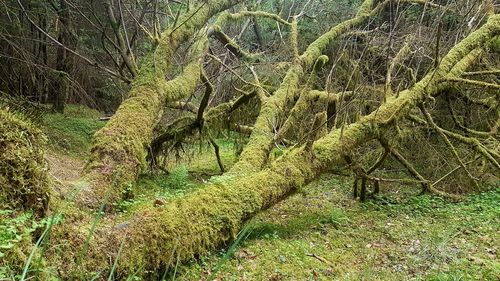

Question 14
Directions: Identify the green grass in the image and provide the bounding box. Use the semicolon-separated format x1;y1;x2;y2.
116;166;204;215
175;177;499;280
42;104;104;157
113;139;239;214
174;139;238;177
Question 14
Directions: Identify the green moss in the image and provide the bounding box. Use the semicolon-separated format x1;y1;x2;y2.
490;36;500;53
62;104;102;119
0;108;49;217
301;0;375;67
228;64;304;175
230;0;377;176
52;146;317;278
80;37;207;208
0;211;41;278
35;3;500;279
214;10;291;27
211;25;259;61
165;11;500;281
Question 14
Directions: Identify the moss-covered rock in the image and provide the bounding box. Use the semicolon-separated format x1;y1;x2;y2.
0;108;49;217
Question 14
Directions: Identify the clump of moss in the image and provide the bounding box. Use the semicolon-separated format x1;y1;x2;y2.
490;36;500;53
0;108;50;217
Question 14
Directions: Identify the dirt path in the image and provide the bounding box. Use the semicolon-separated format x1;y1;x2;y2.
45;152;85;197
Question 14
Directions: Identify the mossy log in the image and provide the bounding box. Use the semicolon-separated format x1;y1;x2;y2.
47;8;500;281
227;0;428;175
78;0;242;209
0;108;49;217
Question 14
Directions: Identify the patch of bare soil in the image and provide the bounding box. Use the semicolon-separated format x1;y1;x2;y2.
45;152;85;197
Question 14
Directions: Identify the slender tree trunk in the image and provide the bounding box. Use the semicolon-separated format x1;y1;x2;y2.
53;0;77;113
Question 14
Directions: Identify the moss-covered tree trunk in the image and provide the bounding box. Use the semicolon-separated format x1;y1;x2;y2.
108;13;500;275
77;0;243;209
48;7;500;280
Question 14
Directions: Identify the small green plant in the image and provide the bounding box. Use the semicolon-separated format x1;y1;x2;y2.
0;211;35;258
210;225;252;280
116;184;135;213
270;145;286;160
326;208;350;227
165;166;190;190
0;210;49;279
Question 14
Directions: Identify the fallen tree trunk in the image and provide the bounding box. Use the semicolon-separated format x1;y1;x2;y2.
225;0;446;176
77;0;243;209
0;108;49;217
49;11;500;280
227;0;383;176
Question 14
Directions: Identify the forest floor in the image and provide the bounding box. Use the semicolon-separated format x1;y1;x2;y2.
4;105;497;280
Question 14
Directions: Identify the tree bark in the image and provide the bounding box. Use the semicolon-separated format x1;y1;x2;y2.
109;13;499;275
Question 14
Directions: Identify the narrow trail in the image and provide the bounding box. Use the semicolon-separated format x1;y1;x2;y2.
46;152;85;197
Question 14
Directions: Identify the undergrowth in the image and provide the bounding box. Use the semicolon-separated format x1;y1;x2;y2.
0;210;49;280
4;104;497;280
116;166;198;214
42;104;104;157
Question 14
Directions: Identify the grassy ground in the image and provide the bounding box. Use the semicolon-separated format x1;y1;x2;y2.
42;104;104;158
115;139;238;215
2;106;498;280
176;177;499;281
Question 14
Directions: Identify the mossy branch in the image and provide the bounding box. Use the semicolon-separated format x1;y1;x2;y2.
149;89;258;163
291;18;300;59
408;112;500;170
167;101;198;113
215;10;291;26
206;53;265;91
381;139;430;192
462;69;500;76
385;38;413;98
230;0;382;176
48;12;500;278
443;76;500;91
446;93;494;139
453;89;498;109
418;103;479;187
209;25;260;62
